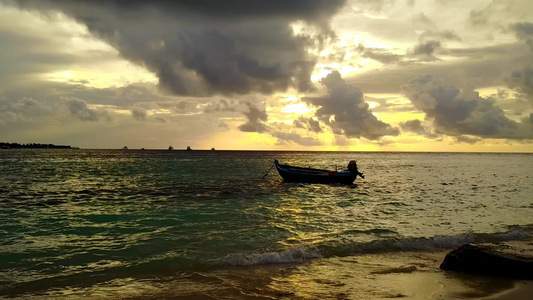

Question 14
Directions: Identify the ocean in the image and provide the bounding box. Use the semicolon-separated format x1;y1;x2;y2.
0;150;532;299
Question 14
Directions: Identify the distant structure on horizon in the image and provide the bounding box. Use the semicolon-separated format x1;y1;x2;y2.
211;147;215;151
186;146;192;151
168;146;173;151
0;142;74;149
122;146;128;150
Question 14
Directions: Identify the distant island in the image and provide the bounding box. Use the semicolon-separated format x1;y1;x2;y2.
0;142;76;149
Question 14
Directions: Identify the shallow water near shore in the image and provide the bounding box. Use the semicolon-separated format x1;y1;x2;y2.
0;150;532;298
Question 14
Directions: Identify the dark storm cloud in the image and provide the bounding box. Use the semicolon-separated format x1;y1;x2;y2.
13;0;345;96
272;131;323;146
302;71;399;140
68;97;110;122
403;74;533;139
293;116;323;133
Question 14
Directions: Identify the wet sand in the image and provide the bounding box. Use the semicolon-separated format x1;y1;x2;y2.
263;249;531;300
483;281;532;300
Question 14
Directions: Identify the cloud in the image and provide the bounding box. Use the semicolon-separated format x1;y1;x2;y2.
354;30;460;65
155;116;166;123
293;116;323;132
131;107;147;121
412;40;441;60
469;0;532;28
399;119;439;139
412;13;437;29
402;74;533;139
0;79;231;149
203;99;241;113
272;131;323;146
512;22;533;40
419;30;461;42
511;22;533;51
203;99;269;133
303;71;400;140
347;42;531;94
454;135;482;144
399;119;425;134
347;0;396;13
355;43;403;65
506;67;533;105
13;0;346;96
0;96;53;124
68;97;110;122
238;103;269;133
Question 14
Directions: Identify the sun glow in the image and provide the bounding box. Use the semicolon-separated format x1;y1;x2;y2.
311;64;360;82
282;103;314;114
61;72;74;78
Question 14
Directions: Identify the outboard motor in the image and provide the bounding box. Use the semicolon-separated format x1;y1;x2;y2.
347;160;358;173
347;160;364;179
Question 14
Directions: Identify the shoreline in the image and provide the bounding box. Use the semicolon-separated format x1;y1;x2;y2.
4;244;532;299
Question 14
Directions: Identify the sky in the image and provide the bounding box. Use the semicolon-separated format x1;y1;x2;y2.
0;0;532;152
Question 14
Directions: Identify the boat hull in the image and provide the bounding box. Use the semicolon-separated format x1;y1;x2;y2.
274;160;357;184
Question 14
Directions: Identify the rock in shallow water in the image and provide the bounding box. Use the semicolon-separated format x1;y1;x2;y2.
440;243;533;279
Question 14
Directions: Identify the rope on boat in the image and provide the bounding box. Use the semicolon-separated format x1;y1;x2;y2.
261;163;275;179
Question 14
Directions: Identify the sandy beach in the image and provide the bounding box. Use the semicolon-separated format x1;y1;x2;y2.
246;243;533;300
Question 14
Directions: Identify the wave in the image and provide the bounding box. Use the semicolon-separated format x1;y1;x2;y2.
218;225;532;267
319;228;531;258
220;245;322;266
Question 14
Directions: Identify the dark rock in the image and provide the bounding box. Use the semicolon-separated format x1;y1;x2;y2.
440;243;533;279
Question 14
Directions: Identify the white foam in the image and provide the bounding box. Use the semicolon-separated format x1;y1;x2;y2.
218;228;532;266
325;228;532;256
222;246;321;266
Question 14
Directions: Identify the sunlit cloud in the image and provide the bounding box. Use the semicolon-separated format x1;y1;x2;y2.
0;0;531;151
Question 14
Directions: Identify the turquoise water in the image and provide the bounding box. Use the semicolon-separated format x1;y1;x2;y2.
0;150;532;298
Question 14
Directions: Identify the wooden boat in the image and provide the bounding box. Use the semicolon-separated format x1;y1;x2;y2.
274;159;363;184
